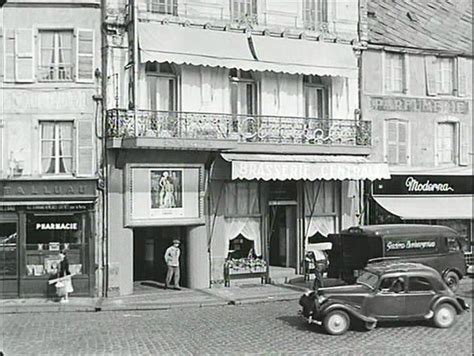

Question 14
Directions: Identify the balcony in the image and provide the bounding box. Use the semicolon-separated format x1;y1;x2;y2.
106;109;371;150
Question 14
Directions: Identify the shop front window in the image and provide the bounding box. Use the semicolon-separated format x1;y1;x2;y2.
26;214;87;277
0;222;18;276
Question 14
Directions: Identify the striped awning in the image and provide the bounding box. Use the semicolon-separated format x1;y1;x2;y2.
221;153;391;181
139;23;358;78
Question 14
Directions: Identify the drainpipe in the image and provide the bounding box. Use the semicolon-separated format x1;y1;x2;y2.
100;0;109;298
131;0;139;134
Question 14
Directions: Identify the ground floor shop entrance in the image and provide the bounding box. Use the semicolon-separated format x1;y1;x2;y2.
269;204;297;269
133;226;187;287
0;179;98;298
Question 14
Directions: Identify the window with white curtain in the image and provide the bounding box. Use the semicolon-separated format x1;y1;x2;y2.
147;0;177;15
230;0;257;23
303;0;328;30
230;69;257;117
40;121;74;175
435;57;454;95
304;75;329;119
385;52;405;93
437;122;458;165
39;30;73;81
146;62;177;112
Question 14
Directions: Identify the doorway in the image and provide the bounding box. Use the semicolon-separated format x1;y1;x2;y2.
133;226;186;286
269;204;297;269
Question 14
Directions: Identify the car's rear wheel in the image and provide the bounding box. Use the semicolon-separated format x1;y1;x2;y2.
444;271;460;292
323;310;350;335
433;303;457;328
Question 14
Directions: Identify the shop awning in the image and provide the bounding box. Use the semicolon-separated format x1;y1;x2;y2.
221;153;391;181
0;200;96;206
138;23;358;78
373;196;473;220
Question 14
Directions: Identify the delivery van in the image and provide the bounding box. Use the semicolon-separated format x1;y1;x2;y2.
327;224;467;291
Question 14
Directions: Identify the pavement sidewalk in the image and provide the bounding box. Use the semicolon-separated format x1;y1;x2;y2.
0;280;305;314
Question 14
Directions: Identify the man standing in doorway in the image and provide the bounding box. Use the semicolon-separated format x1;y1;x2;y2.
164;239;181;290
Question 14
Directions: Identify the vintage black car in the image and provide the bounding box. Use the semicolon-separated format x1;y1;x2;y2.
299;262;470;335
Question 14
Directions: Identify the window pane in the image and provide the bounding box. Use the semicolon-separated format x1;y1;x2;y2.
0;223;18;276
409;277;433;291
26;214;84;276
41;141;54;158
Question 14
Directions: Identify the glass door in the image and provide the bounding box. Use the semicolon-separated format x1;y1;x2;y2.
0;220;19;297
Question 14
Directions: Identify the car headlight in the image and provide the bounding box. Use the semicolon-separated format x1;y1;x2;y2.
317;295;327;304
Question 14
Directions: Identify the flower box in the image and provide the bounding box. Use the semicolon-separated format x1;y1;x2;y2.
224;258;267;286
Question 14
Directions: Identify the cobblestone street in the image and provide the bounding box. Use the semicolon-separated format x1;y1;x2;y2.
1;298;472;356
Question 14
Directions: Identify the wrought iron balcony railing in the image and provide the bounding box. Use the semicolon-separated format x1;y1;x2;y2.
106;109;371;146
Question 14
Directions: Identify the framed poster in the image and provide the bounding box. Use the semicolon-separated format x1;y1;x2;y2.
125;164;205;226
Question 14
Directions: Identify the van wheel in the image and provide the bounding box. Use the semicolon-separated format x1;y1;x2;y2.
433;303;457;328
323;310;350;335
444;271;460;292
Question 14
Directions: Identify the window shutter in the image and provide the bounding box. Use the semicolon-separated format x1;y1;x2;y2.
425;56;437;96
15;28;34;83
0;28;3;82
4;29;15;82
76;120;94;176
0;120;4;176
457;57;467;97
76;29;94;83
398;121;408;164
384;54;392;92
459;122;470;166
386;120;398;164
403;53;409;94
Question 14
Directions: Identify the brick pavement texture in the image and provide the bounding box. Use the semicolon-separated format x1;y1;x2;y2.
1;299;472;356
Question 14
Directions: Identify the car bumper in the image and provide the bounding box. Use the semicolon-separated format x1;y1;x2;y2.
298;310;322;326
456;297;470;311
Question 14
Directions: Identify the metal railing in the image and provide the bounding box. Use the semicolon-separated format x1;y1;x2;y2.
106;109;371;146
38;65;74;82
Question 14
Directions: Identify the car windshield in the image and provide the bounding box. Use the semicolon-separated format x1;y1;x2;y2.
356;271;379;290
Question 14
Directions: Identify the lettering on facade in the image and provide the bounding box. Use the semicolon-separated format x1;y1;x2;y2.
3;90;91;113
369;96;469;114
1;183;91;197
405;176;454;192
386;240;436;251
35;223;78;231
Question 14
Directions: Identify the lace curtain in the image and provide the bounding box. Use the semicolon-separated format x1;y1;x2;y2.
224;181;262;258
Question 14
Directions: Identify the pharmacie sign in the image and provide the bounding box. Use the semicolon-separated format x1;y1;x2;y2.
373;175;473;196
35;222;79;231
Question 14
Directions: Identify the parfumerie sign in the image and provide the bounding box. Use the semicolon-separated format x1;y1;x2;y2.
386;240;436;251
370;96;469;114
373;175;472;195
405;176;453;192
36;223;78;230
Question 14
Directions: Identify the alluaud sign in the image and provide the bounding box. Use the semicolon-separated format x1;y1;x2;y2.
373;175;472;195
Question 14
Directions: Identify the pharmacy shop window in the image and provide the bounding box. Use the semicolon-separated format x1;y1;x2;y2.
25;213;86;277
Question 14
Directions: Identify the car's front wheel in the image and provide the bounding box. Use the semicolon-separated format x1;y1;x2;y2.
323;310;350;335
433;303;457;328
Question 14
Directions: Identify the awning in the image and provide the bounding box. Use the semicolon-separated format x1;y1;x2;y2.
0;200;96;206
221;153;391;181
373;196;473;220
138;23;358;78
